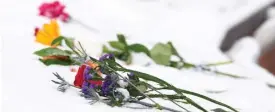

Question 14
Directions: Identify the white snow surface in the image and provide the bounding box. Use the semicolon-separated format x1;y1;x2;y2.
1;0;275;112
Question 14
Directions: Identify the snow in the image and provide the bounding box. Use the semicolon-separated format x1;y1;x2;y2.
2;0;275;112
225;37;261;63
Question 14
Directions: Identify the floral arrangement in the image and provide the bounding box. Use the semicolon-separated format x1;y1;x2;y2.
33;19;239;112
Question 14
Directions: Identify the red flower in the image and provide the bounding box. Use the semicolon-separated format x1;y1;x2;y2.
38;1;70;22
74;65;86;88
73;64;103;88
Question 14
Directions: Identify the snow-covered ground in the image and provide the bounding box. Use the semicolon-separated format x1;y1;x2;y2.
1;0;275;112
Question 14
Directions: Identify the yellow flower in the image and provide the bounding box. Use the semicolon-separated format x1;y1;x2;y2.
35;19;60;46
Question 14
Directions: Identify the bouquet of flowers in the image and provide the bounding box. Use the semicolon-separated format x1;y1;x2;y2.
33;19;238;112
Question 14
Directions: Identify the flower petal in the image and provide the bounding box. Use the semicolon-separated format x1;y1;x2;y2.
36;30;52;45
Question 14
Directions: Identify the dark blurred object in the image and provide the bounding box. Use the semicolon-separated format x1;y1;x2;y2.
220;2;275;76
220;2;275;52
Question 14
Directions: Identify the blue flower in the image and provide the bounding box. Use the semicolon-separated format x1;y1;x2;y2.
101;75;114;96
99;53;114;61
81;81;90;95
84;66;92;80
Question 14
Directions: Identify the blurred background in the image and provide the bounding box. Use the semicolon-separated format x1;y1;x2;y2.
2;0;275;112
2;1;275;79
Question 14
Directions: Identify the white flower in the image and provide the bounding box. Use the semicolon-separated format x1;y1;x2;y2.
117;78;129;88
116;88;130;101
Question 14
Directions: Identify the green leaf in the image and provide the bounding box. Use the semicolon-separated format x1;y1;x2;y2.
169;61;178;68
126;53;132;65
167;41;178;56
51;36;64;46
182;62;195;68
34;47;71;57
64;50;73;55
109;41;126;51
150;43;172;65
39;58;73;66
64;37;75;49
167;41;184;61
117;52;130;61
102;45;110;53
128;44;150;56
102;45;122;56
136;82;148;92
117;34;127;45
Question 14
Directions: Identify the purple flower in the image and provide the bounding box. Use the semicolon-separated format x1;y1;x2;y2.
81;81;97;95
101;75;114;96
127;72;134;77
81;81;90;94
81;66;98;95
84;66;92;80
99;53;114;61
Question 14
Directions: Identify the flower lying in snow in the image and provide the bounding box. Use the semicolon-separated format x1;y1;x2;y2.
38;1;70;22
35;20;60;46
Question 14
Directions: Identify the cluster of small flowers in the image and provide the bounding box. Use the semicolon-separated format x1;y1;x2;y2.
74;53;130;99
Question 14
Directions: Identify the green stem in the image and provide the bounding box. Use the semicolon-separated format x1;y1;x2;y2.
74;45;85;56
117;68;208;112
151;87;238;112
205;61;233;67
78;41;87;55
179;88;238;112
106;68;160;109
70;47;82;57
179;61;245;79
147;94;187;100
213;71;247;79
147;84;190;112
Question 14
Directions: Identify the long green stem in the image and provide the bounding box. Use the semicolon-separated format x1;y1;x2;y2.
213;71;246;79
205;61;233;67
180;61;245;79
179;89;238;112
117;68;208;112
147;84;190;112
149;87;238;112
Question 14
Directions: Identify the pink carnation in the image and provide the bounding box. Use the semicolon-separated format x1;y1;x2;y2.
38;1;70;22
